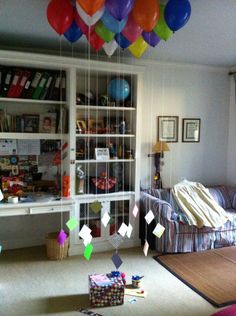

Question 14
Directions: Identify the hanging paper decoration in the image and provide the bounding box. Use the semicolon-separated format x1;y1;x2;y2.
57;230;68;245
90;200;102;214
47;0;191;57
101;211;111;227
109;233;124;249
153;223;165;238
126;223;133;238
143;240;149;256
84;243;94;260
66;217;79;231
111;252;123;269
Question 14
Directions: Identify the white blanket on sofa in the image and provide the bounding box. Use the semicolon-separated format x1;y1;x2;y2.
172;180;230;228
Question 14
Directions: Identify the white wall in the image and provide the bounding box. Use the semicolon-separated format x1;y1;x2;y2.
227;72;236;185
139;62;230;189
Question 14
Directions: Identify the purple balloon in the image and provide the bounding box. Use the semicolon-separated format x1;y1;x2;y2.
142;31;161;47
106;0;135;21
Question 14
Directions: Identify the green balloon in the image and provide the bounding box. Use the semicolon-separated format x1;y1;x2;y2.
95;21;115;43
153;5;173;41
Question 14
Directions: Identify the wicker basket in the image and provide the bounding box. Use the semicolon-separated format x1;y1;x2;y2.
46;232;69;260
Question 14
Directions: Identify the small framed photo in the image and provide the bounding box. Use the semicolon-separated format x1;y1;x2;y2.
95;148;110;161
39;113;57;133
182;118;201;142
89;119;104;133
76;120;87;133
23;114;40;133
157;116;178;142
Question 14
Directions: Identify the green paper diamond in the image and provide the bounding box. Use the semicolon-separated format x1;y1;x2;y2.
84;243;93;261
66;218;78;231
90;201;102;214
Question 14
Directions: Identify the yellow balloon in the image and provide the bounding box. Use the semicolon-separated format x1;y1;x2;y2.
128;37;148;58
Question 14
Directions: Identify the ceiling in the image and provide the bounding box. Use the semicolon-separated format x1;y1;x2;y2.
0;0;235;68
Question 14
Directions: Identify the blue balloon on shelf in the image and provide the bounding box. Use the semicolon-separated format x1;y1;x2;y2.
108;78;130;101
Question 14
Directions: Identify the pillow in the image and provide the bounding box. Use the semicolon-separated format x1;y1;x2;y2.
211;304;236;316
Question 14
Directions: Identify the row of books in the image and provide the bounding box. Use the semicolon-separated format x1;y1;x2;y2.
0;107;68;133
0;66;66;101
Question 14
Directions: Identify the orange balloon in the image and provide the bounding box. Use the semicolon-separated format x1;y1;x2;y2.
131;0;160;32
76;0;105;16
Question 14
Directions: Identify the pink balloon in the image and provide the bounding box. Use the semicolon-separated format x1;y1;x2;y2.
122;15;142;43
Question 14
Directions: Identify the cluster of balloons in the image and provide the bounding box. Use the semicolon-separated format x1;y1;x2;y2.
47;0;191;58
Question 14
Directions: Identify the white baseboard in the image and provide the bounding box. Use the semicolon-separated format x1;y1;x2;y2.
69;238;141;256
2;238;45;250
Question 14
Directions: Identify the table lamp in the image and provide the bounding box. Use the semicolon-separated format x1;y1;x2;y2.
148;141;169;189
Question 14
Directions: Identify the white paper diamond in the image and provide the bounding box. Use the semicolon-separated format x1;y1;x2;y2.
118;222;128;237
126;223;133;238
101;212;110;228
145;210;155;225
109;233;124;249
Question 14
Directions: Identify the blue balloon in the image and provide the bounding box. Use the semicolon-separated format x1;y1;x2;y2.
164;0;191;32
64;21;83;43
142;31;161;47
101;9;127;34
115;33;131;49
108;78;130;101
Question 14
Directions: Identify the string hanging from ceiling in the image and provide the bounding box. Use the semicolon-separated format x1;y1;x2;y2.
46;0;191;59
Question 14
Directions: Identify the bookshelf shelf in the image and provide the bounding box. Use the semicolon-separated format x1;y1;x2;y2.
76;105;135;111
0;97;66;105
75;159;135;163
75;133;135;138
0;132;67;140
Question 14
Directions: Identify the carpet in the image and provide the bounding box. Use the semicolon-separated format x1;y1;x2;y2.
154;246;236;307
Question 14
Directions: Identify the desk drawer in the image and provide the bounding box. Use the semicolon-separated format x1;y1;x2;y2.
29;205;72;214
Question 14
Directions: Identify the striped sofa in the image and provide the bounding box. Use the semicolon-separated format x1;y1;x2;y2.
140;186;236;253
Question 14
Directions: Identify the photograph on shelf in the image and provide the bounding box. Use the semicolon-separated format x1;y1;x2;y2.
157;116;179;142
95;148;110;161
76;119;86;133
23;114;40;133
182;118;201;142
39;112;57;133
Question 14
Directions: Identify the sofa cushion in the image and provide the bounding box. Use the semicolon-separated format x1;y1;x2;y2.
208;186;232;210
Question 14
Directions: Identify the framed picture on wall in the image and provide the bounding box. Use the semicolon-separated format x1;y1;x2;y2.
182;118;201;142
157;116;179;142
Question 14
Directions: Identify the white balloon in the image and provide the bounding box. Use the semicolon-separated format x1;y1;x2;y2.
76;3;105;26
103;40;118;57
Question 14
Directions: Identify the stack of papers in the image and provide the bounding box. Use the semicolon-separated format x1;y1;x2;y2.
91;274;114;287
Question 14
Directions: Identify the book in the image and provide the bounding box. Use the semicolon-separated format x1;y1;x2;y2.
49;71;61;100
7;69;23;98
60;71;66;101
20;71;35;99
25;71;42;99
1;68;13;97
14;70;31;98
39;73;54;100
22;114;40;133
32;72;50;99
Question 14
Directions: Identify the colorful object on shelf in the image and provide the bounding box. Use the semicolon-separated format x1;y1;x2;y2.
89;273;125;307
66;217;79;231
84;243;93;260
108;78;130;101
112;252;123;269
62;175;70;197
57;229;68;246
90;200;102;214
47;0;191;58
132;275;144;288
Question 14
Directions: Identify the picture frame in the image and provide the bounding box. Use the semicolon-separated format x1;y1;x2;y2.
23;114;40;133
182;118;201;142
157;116;179;142
76;120;87;133
95;148;110;161
88;119;105;134
39;113;57;133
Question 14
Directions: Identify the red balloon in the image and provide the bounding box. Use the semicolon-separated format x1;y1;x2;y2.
47;0;74;35
131;0;160;32
87;30;104;52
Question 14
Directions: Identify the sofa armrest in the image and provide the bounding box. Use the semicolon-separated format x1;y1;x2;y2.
140;191;173;222
227;187;236;209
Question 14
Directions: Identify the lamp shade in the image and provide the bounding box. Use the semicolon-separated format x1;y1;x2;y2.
153;141;170;153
